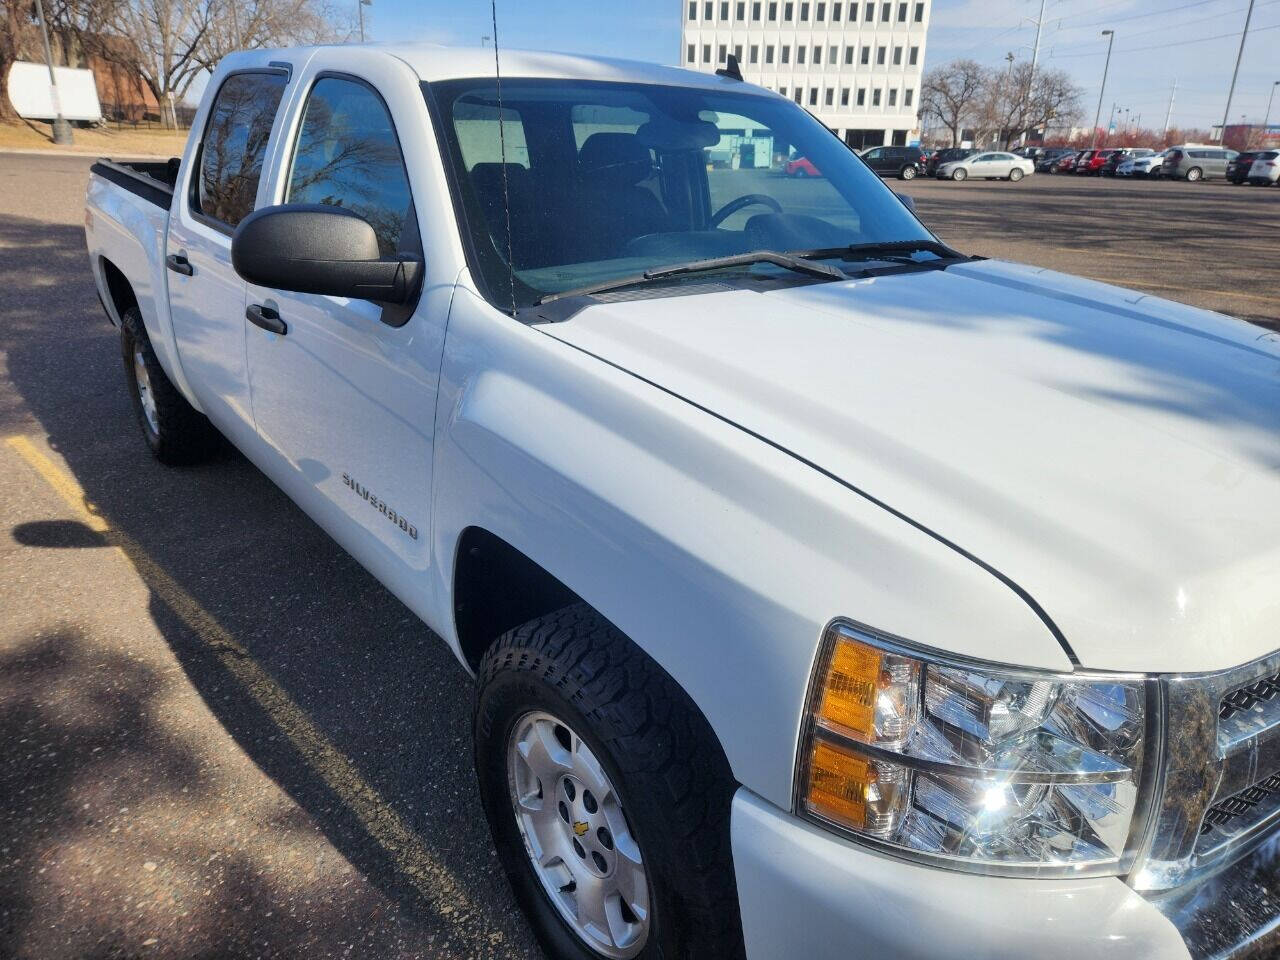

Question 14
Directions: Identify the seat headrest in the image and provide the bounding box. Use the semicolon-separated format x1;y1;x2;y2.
578;133;654;187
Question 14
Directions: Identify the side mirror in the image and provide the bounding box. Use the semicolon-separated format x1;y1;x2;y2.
896;192;917;213
231;204;421;304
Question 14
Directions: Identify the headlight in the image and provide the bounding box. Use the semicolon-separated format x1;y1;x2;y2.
796;621;1157;877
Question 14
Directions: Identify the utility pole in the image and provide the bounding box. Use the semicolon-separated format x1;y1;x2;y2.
32;0;72;145
1261;80;1280;149
1018;0;1048;146
358;0;371;42
1219;0;1256;144
1000;51;1015;147
1091;30;1115;149
1163;79;1177;136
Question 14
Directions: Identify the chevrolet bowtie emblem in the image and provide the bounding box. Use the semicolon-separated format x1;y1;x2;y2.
573;820;589;837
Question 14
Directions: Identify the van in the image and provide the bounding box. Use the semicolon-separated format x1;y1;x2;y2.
1161;144;1238;181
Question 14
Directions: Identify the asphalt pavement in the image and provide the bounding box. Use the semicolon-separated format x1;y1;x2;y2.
1;151;1277;960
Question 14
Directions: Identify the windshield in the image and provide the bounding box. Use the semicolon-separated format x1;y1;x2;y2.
425;77;934;310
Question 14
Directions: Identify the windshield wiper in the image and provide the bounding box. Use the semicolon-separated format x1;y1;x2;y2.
535;250;847;306
793;239;970;266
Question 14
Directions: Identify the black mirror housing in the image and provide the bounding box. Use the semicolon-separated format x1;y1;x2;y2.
231;204;421;304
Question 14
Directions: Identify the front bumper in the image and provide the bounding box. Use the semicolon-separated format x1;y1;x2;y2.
731;788;1280;959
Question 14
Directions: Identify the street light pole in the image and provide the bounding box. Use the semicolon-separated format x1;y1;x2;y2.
1261;80;1280;148
1163;79;1177;136
1219;0;1255;144
32;0;72;145
1091;30;1115;149
358;0;371;42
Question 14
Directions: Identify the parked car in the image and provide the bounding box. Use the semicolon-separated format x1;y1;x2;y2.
784;155;821;177
1076;149;1118;175
1247;150;1280;185
1162;145;1238;181
1116;152;1167;178
1034;147;1076;173
859;145;930;180
1101;148;1155;176
1054;150;1085;173
1227;151;1259;184
936;151;1035;181
925;147;976;176
84;41;1280;960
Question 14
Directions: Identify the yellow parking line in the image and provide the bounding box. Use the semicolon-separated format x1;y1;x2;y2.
4;434;488;933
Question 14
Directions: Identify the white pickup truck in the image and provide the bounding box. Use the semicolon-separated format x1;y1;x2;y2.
84;43;1280;960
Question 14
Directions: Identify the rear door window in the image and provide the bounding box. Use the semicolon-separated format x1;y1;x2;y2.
285;76;415;258
194;72;288;229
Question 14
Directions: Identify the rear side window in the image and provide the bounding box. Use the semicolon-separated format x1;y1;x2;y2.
285;76;415;258
195;72;287;229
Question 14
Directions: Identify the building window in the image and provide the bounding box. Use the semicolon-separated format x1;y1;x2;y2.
813;46;821;64
841;87;850;106
845;45;854;64
734;44;743;60
797;45;806;64
893;45;902;65
876;45;886;65
888;88;897;106
753;1;762;18
737;1;746;18
849;1;857;19
881;3;891;22
687;43;696;62
801;1;810;18
703;44;711;63
720;1;729;18
873;87;882;106
833;2;841;19
909;45;919;65
864;2;874;20
809;87;819;105
861;46;870;65
914;1;924;21
857;87;866;105
904;88;914;106
784;1;793;19
750;44;760;63
825;87;835;105
781;45;790;63
718;43;727;62
705;1;713;18
817;1;826;18
766;44;775;62
688;1;697;19
768;1;777;18
779;86;787;96
794;89;803;103
829;45;838;64
898;1;907;21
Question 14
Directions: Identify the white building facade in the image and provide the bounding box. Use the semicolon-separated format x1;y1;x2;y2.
680;0;929;149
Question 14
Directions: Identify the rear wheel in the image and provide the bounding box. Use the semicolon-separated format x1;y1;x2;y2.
899;164;917;180
1009;167;1025;182
474;604;744;960
1185;166;1203;182
120;306;220;464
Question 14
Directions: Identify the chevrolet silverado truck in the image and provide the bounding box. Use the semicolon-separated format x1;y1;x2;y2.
84;43;1280;960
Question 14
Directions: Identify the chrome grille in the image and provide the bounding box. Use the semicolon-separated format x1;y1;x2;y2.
1201;773;1280;835
1220;673;1280;722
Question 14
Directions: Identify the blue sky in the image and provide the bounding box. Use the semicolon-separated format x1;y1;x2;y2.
358;0;1278;131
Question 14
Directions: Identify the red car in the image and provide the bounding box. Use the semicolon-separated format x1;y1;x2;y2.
1055;151;1083;173
1074;149;1108;175
784;156;821;178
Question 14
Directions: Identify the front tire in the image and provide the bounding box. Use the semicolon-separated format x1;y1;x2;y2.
952;167;967;181
474;604;744;960
1185;167;1203;182
120;306;220;464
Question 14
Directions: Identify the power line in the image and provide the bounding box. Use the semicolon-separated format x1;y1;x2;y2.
1046;0;1279;48
1050;0;1224;32
1046;19;1280;57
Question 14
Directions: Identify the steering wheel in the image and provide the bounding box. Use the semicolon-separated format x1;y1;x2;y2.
709;193;782;228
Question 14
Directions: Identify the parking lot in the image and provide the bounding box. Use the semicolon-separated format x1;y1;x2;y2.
0;151;1277;959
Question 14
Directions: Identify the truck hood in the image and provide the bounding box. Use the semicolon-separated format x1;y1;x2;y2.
542;259;1280;674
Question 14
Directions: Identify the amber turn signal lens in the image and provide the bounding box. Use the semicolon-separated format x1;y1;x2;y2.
805;740;872;829
816;635;881;740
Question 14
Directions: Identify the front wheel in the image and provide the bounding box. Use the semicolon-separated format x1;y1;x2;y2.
474;605;744;960
1185;167;1203;182
952;167;968;181
1009;168;1025;182
899;164;917;180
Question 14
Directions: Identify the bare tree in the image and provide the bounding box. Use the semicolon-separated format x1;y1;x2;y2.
920;59;986;147
195;0;354;72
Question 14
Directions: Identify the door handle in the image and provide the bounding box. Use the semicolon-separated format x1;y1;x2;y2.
246;303;287;336
165;253;193;276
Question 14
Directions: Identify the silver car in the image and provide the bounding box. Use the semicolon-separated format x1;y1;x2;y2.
936;151;1036;182
1161;145;1238;181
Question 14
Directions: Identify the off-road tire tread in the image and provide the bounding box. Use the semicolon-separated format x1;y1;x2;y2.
120;307;220;465
476;603;745;959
